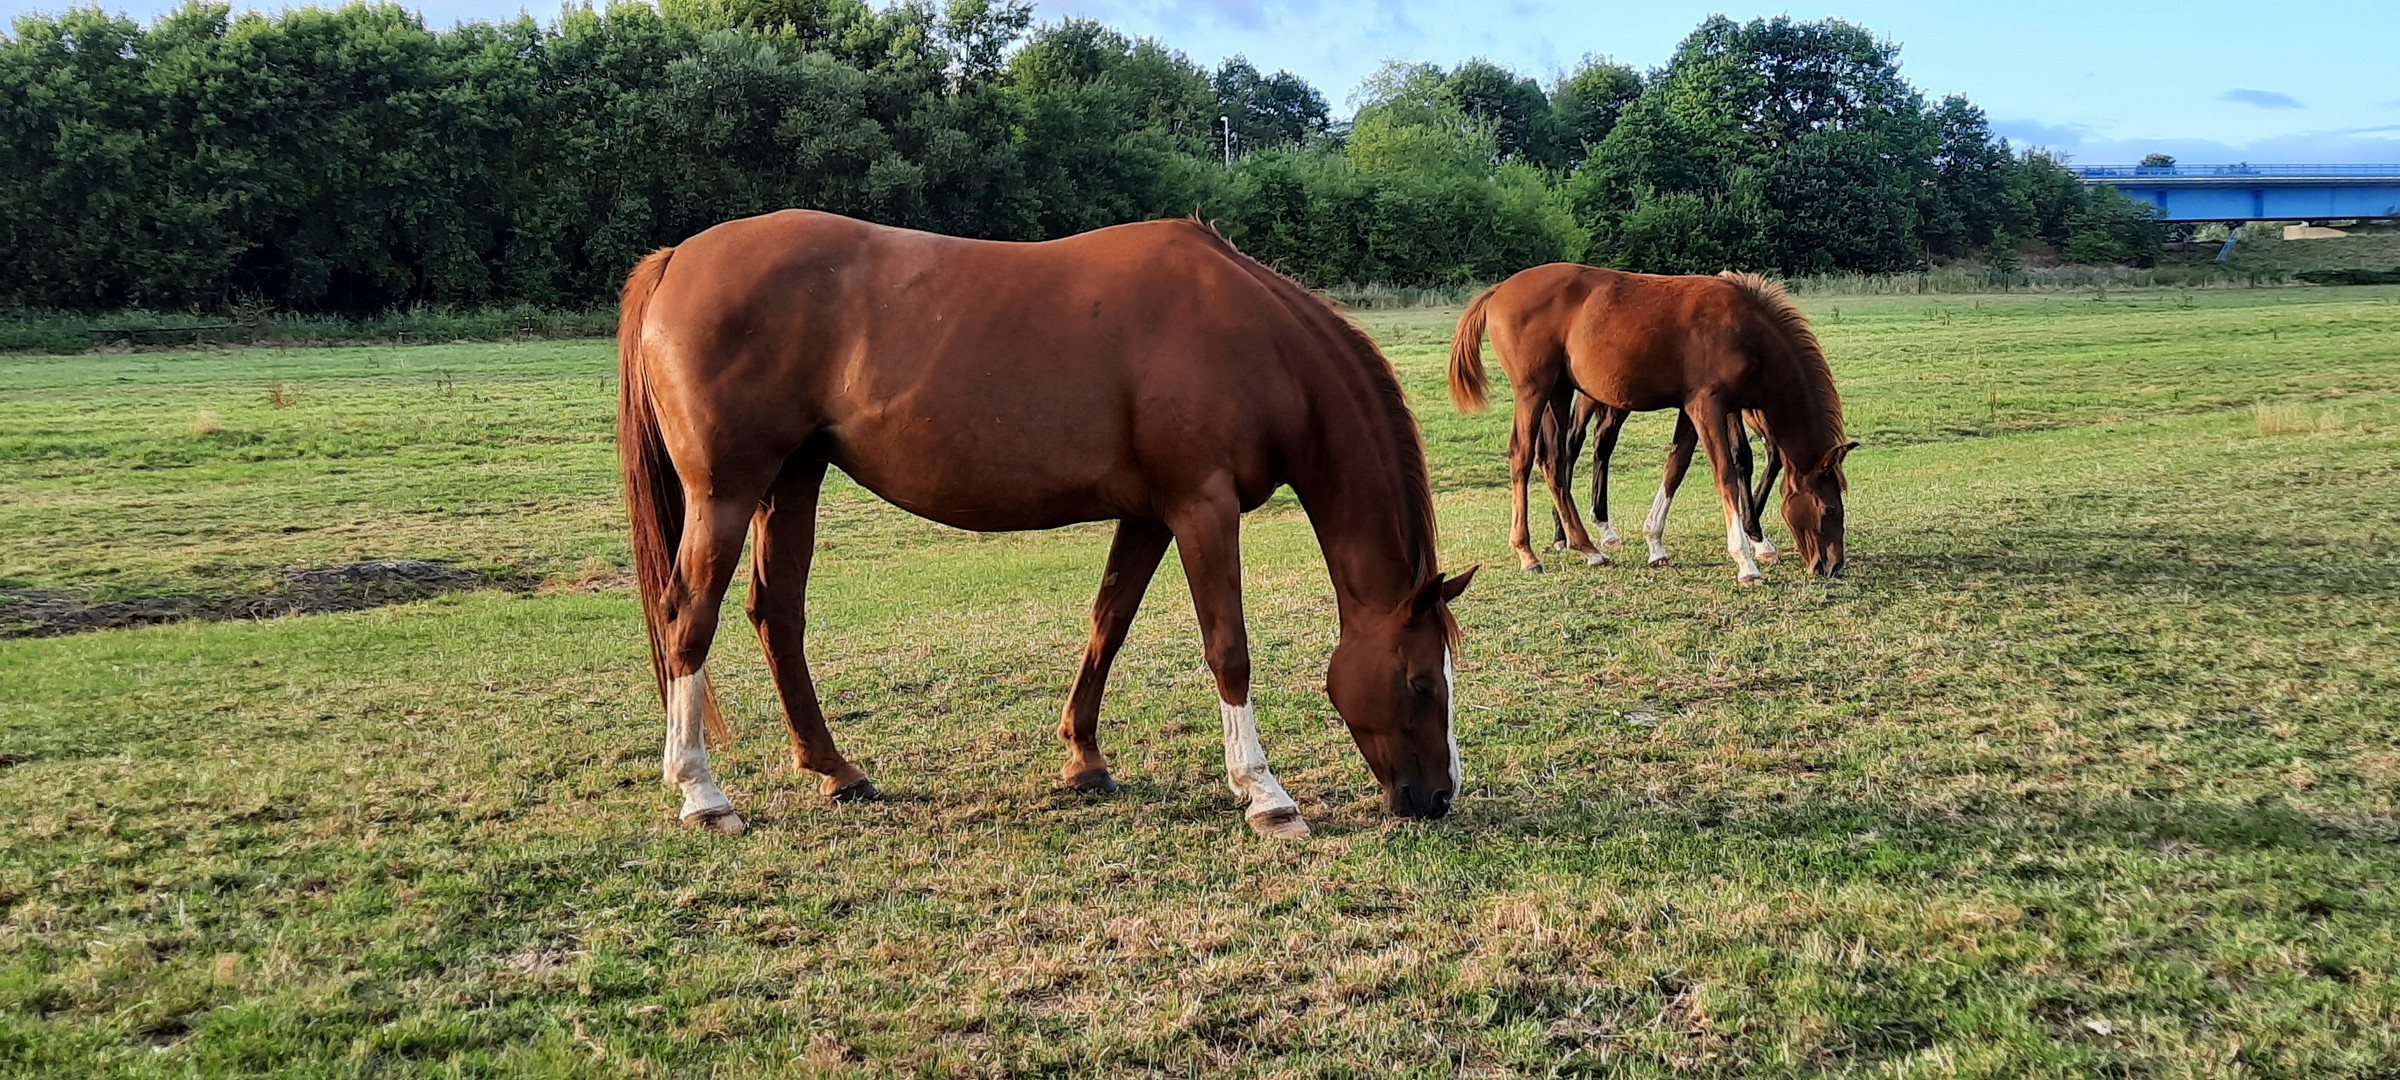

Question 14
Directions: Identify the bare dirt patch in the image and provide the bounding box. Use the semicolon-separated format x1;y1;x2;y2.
0;560;526;638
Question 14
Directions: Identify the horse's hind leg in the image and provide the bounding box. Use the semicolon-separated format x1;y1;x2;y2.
1057;518;1173;794
748;459;878;802
1690;398;1765;585
658;484;772;835
1585;402;1627;548
1506;384;1551;573
1644;412;1700;568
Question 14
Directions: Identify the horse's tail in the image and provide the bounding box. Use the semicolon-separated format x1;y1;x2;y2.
1448;284;1499;413
617;246;731;746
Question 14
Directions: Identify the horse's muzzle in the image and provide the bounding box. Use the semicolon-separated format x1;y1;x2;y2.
1391;783;1455;820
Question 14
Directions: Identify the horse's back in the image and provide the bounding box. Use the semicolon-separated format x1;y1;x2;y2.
635;212;1319;529
1486;265;1773;411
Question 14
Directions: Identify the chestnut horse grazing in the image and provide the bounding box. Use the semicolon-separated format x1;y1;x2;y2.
1450;264;1854;582
619;210;1474;840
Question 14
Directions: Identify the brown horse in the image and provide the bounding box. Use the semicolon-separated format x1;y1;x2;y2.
1541;396;1783;567
618;210;1474;840
1450;264;1854;582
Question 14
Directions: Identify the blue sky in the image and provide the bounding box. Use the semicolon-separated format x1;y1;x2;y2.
12;0;2398;163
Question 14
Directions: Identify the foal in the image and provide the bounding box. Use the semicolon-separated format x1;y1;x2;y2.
1451;265;1854;583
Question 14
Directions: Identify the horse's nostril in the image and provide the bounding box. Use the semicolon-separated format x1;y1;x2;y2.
1431;788;1455;817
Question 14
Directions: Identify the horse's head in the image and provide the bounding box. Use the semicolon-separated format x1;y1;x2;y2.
1782;441;1859;576
1325;568;1476;820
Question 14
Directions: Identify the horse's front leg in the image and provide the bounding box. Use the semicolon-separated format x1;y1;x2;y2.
1645;412;1700;568
1690;398;1765;585
1169;492;1308;839
1548;392;1586;551
1743;412;1781;565
1539;390;1609;565
750;459;878;803
1585;401;1627;548
1056;518;1173;794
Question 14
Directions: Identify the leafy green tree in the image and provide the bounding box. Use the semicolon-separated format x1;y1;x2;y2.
1928;95;2013;253
1573;15;1941;274
0;5;2162;312
1436;58;1554;165
2062;185;2165;265
1548;56;1639;168
1210;56;1328;157
1004;19;1214;234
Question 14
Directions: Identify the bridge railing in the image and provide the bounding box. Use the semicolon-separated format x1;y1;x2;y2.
2073;163;2400;180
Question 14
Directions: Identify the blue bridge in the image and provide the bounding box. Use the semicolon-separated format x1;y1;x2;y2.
2073;163;2400;222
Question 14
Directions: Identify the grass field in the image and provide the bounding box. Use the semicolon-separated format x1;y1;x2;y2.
3;285;2398;1077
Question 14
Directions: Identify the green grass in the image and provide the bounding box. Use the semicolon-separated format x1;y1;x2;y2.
0;307;620;358
2;286;2397;1077
2225;231;2400;278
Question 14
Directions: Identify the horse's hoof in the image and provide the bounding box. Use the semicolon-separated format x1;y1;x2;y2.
687;808;747;836
829;778;883;803
1064;768;1119;795
1755;545;1779;565
1583;550;1611;567
1521;561;1546;575
1247;807;1312;840
1647;555;1671;569
1737;573;1764;587
1551;540;1568;551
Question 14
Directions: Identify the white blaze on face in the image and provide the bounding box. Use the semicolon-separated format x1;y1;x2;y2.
1220;697;1298;819
664;670;732;820
1443;647;1463;793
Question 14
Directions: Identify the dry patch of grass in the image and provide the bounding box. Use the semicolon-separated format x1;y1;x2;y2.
2255;401;2350;435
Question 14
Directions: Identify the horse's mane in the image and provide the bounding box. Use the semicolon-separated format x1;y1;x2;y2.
1718;271;1845;446
1175;218;1446;592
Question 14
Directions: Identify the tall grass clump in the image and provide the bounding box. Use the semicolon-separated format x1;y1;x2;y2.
2254;402;2347;435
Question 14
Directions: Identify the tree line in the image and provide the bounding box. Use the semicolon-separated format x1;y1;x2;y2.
0;0;2163;313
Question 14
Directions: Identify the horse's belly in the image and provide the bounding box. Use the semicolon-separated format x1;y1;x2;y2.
1580;371;1687;412
822;414;1140;533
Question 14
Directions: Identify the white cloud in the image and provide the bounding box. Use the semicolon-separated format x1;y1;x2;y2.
2220;89;2306;110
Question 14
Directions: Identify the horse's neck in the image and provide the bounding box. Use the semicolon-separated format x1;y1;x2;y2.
1288;405;1436;624
1757;359;1839;470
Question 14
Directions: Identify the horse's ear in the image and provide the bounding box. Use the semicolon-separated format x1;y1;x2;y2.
1440;566;1477;603
1820;441;1859;471
1405;568;1467;619
1407;574;1442;619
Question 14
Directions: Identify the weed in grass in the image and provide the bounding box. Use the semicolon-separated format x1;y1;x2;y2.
2254;401;2346;434
187;410;220;437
